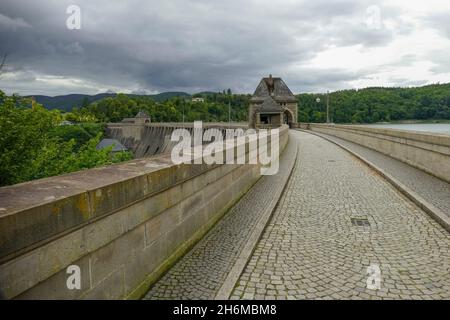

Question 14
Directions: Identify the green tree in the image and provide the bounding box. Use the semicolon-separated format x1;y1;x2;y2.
0;90;133;187
297;83;450;123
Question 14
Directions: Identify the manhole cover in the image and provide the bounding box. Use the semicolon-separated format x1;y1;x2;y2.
351;218;370;227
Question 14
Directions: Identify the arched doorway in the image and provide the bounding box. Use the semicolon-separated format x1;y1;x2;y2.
283;109;294;128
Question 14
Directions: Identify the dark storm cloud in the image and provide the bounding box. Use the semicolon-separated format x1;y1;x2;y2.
283;67;369;92
0;0;449;95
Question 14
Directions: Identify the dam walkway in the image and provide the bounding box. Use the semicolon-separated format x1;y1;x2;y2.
303;130;450;219
145;130;450;300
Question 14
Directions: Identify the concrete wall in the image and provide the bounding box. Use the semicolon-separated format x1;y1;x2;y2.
0;125;289;299
304;123;450;183
106;122;248;158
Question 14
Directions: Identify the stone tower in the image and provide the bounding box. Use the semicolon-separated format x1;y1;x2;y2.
248;75;298;128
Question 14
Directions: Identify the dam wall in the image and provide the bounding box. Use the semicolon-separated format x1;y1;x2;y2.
302;123;450;183
0;124;289;299
106;122;248;158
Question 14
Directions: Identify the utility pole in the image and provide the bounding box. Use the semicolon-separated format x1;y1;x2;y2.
182;101;185;125
228;94;231;129
326;90;330;124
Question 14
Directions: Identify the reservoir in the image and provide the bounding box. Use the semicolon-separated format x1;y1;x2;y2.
360;123;450;135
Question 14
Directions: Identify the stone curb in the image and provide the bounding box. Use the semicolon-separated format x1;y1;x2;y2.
297;129;450;233
214;134;299;300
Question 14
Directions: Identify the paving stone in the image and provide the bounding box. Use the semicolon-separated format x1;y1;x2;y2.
144;136;297;299
145;130;450;300
312;131;450;218
233;131;450;300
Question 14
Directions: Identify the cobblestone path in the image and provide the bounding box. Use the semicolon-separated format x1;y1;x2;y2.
144;136;297;299
310;131;450;217
232;131;450;300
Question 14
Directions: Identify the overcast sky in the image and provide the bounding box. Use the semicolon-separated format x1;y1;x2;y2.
0;0;449;96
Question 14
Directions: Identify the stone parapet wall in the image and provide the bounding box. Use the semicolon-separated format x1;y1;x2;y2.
304;123;450;183
0;125;288;299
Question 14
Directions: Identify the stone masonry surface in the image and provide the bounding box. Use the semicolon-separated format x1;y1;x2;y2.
232;131;450;300
144;134;297;299
308;131;450;218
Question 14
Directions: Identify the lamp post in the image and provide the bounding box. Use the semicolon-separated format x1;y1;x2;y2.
228;93;231;129
326;90;330;124
228;100;231;128
182;101;185;126
316;91;330;124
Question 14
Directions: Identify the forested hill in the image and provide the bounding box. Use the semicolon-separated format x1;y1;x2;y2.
27;93;115;112
27;92;190;111
298;83;450;123
65;92;250;123
21;82;450;123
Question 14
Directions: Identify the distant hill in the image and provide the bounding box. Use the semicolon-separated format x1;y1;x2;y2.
297;83;450;123
150;91;191;101
196;91;221;95
27;93;114;111
27;92;191;112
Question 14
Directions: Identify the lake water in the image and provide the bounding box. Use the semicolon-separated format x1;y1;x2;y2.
360;123;450;135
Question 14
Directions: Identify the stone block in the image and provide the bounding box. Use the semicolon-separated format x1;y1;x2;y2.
82;268;124;300
16;255;90;300
0;192;90;261
181;192;203;219
90;225;144;286
143;204;182;247
167;184;183;207
89;175;149;218
83;213;124;253
0;250;39;298
38;228;86;281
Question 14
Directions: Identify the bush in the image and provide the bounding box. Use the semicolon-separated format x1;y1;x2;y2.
0;90;133;187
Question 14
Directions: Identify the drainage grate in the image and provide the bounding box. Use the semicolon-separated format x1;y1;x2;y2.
351;218;370;227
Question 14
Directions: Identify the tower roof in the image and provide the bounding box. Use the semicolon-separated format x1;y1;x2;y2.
135;111;150;118
251;75;296;102
257;96;283;114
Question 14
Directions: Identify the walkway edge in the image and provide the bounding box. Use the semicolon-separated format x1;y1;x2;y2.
298;129;450;233
214;135;299;300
